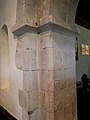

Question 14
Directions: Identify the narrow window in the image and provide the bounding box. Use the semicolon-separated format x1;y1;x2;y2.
0;25;10;90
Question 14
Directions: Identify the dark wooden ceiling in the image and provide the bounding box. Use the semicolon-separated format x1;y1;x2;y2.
75;0;90;29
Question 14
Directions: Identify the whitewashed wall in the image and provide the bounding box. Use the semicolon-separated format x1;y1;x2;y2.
0;0;23;119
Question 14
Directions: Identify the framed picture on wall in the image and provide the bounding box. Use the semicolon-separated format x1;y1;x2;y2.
81;44;89;55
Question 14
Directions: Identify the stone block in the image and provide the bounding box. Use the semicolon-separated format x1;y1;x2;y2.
40;109;54;120
63;68;75;87
53;49;63;70
29;90;38;111
16;0;25;23
53;70;63;81
37;0;50;21
15;33;38;70
55;109;64;120
73;115;77;120
18;33;37;50
23;71;38;92
64;87;71;107
70;84;77;103
19;90;29;111
24;4;37;24
39;48;53;70
64;104;73;120
39;91;54;112
54;80;66;92
23;71;30;91
16;47;37;70
29;109;40;120
50;0;67;22
63;50;75;69
49;0;79;26
64;36;75;51
72;102;77;117
39;70;54;91
52;32;64;50
54;89;65;111
22;108;29;120
52;29;75;51
53;70;66;91
39;32;53;48
25;0;38;7
16;0;37;26
19;90;38;113
67;2;78;24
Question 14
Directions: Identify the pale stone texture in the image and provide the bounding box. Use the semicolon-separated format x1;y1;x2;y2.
35;0;79;32
38;31;77;120
39;70;54;92
19;90;29;111
16;0;37;27
13;0;79;120
29;90;38;111
23;71;38;92
50;0;79;27
15;33;38;71
22;109;29;120
15;32;39;120
29;109;39;120
37;0;50;25
52;31;77;120
55;109;64;120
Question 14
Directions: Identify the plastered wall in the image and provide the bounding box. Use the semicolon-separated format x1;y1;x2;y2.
0;0;23;119
76;25;90;82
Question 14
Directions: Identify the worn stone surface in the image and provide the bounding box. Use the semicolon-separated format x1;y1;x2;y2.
29;109;39;120
55;109;64;120
13;0;79;119
38;32;53;70
40;109;55;120
37;0;50;25
14;0;80;32
39;48;53;70
19;90;29;111
16;0;37;27
39;91;54;112
17;29;77;120
23;71;38;92
29;90;38;111
15;33;38;71
39;70;54;92
50;0;79;27
19;85;39;119
22;108;29;120
38;30;77;120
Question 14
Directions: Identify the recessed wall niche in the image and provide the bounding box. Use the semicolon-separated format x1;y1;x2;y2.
0;25;10;90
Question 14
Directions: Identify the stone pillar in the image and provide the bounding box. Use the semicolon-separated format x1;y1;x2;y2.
15;33;39;120
38;24;78;120
12;0;79;120
12;1;39;119
37;0;79;119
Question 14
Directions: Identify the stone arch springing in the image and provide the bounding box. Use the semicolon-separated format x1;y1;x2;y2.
0;24;10;90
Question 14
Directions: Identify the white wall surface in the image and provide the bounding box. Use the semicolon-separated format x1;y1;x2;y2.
76;25;90;82
0;0;23;119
